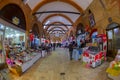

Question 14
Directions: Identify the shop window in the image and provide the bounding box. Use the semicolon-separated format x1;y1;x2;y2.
114;28;120;49
5;26;25;48
0;23;5;30
108;30;112;39
106;22;120;58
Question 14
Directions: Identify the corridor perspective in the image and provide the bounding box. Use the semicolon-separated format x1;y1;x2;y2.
0;0;120;80
10;48;110;80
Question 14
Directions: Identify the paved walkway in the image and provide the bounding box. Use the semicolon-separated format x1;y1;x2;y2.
10;48;111;80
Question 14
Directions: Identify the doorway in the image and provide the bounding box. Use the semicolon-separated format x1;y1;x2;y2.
106;22;120;58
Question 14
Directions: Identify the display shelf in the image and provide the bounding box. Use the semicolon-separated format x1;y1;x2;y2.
82;46;106;68
21;53;41;72
108;73;120;80
106;51;120;80
6;49;42;76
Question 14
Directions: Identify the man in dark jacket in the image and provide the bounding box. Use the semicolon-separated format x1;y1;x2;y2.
68;42;73;60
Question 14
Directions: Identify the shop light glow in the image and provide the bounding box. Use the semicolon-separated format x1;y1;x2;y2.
11;29;13;31
6;27;8;29
10;34;13;37
0;25;4;29
16;34;20;37
6;35;10;38
114;28;119;33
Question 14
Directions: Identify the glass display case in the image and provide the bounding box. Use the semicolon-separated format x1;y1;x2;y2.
83;46;106;68
6;48;42;76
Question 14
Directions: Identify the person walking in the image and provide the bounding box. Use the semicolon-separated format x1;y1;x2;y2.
53;43;56;50
68;42;73;60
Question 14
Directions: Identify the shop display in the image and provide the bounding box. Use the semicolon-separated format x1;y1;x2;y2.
106;50;120;80
82;34;107;68
97;34;107;51
6;48;42;76
83;46;106;68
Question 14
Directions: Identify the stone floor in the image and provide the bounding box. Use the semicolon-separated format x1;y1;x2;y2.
9;48;111;80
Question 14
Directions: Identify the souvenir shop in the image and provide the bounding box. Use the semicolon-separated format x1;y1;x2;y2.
0;20;42;76
72;23;85;61
82;32;107;68
0;4;42;76
0;4;27;67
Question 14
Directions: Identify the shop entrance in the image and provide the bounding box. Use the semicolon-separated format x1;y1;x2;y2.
106;22;120;58
29;23;40;49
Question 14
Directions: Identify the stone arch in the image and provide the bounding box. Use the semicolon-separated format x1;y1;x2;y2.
45;22;69;30
48;27;66;33
49;30;65;34
0;3;26;30
32;23;40;37
76;23;85;36
42;14;73;24
106;22;120;30
32;0;83;13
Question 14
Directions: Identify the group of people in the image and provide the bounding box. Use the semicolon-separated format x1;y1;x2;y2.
68;40;86;60
39;43;62;53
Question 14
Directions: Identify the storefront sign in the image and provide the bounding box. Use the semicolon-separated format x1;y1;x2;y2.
12;17;20;25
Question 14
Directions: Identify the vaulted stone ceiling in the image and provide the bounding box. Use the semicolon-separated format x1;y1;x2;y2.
25;0;93;40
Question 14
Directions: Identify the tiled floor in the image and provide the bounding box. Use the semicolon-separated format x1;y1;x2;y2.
9;48;111;80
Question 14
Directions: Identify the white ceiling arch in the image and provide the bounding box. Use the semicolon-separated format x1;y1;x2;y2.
47;26;68;31
26;0;93;38
48;28;66;34
43;16;72;29
35;1;80;23
42;13;73;24
26;0;94;27
49;30;65;34
45;21;69;30
43;16;72;25
27;0;93;11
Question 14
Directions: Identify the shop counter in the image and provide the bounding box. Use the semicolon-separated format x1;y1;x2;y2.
7;52;42;76
21;53;41;72
82;46;106;68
